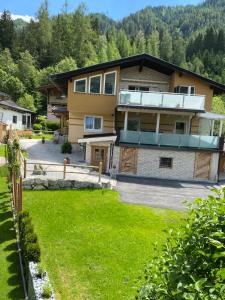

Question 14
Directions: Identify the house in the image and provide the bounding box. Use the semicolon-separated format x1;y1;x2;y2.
0;92;34;130
49;54;225;182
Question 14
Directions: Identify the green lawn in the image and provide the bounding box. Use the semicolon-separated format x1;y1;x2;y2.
0;144;6;157
24;189;184;300
0;174;24;299
31;133;54;140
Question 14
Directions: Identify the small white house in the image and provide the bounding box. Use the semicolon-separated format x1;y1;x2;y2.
0;96;34;130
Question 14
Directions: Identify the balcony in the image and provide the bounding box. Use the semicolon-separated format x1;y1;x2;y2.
120;130;219;150
118;90;205;111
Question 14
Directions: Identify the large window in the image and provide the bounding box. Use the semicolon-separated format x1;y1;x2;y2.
13;116;17;124
159;157;173;169
89;75;101;94
84;116;102;132
174;86;195;95
104;71;116;95
22;115;26;125
74;78;87;93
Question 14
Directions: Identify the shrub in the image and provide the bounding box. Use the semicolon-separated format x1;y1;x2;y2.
137;188;225;300
24;242;41;263
42;283;52;298
33;123;42;132
61;141;72;154
36;263;45;279
24;232;37;244
46;121;60;131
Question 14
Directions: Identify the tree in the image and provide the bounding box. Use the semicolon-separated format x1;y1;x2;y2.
98;35;108;63
146;30;160;57
17;93;36;111
160;29;173;61
172;34;186;66
0;11;15;50
116;29;131;57
107;39;121;60
0;48;17;75
133;31;146;54
0;68;25;100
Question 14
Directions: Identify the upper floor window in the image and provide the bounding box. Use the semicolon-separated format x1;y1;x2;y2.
13;116;17;124
104;71;116;95
89;75;102;94
74;78;87;93
174;86;195;95
22;115;26;125
84;116;102;132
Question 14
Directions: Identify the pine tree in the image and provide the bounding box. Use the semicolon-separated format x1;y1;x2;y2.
160;29;173;61
0;10;15;51
146;30;160;57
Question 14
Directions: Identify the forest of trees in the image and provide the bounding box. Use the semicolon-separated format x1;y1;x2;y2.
0;0;225;114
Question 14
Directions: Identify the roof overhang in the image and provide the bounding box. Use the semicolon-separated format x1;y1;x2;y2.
49;54;225;94
78;135;117;144
198;112;225;120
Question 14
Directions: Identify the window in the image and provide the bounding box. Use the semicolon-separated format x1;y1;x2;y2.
104;71;116;95
174;86;195;95
22;115;26;125
159;157;173;168
89;75;102;94
13;116;17;124
84;116;102;132
74;78;87;93
128;86;150;92
27;115;31;127
175;121;187;134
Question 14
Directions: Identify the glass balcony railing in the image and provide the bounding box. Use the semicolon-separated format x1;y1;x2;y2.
118;90;205;111
120;130;219;149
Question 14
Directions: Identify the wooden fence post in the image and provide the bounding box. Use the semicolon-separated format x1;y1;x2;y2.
18;176;23;212
98;161;102;183
63;159;67;179
24;159;27;179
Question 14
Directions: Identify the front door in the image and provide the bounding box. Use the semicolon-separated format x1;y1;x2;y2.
119;147;137;174
91;146;108;172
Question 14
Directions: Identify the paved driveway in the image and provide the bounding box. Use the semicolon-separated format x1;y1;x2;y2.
116;175;222;211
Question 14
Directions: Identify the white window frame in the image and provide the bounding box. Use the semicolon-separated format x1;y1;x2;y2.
88;74;102;94
74;77;87;93
175;85;195;95
84;115;103;133
103;71;117;95
174;120;188;134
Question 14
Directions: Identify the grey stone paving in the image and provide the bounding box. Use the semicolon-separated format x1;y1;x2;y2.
116;175;223;211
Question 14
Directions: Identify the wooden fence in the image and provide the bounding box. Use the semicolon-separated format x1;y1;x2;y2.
23;159;103;182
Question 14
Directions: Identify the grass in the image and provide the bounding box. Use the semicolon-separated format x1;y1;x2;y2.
0;143;6;157
0;169;24;299
24;189;184;300
31;133;54;140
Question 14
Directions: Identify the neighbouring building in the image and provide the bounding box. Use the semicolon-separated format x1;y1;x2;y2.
49;54;225;182
0;92;34;130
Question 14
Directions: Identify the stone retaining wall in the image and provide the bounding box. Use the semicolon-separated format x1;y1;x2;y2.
23;178;111;190
28;262;55;300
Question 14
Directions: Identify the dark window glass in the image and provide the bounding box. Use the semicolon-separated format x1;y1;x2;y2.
159;157;173;168
22;115;26;125
75;79;86;93
13;116;17;124
104;72;116;95
90;76;101;94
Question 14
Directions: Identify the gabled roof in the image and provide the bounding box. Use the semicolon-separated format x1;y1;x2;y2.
50;53;225;94
0;100;35;114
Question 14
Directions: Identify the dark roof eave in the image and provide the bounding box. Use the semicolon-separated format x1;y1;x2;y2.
117;104;205;113
0;103;35;114
49;54;225;93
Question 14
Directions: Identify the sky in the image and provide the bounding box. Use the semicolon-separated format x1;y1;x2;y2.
0;0;202;21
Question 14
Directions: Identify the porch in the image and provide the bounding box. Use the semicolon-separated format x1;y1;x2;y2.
117;109;225;150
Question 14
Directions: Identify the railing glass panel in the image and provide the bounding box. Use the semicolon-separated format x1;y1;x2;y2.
119;130;219;149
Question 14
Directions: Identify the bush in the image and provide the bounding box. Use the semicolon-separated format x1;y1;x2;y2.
33;123;42;132
46;121;60;131
137;188;225;300
61;141;72;154
42;283;52;298
24;242;41;263
36;263;45;279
